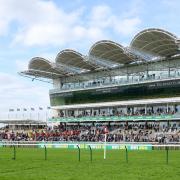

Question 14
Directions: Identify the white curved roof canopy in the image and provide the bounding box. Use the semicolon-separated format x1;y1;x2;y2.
130;28;179;57
29;57;53;70
89;40;137;65
28;57;65;78
55;49;95;70
21;28;180;80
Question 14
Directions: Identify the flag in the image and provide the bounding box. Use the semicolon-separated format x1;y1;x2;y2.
9;109;14;112
23;108;27;111
17;108;20;111
31;108;35;111
39;107;43;110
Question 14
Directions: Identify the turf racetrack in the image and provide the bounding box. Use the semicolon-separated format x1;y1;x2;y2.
0;148;179;180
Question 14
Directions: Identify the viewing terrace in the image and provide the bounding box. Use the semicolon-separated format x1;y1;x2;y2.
20;28;180;88
49;68;180;94
49;97;180;123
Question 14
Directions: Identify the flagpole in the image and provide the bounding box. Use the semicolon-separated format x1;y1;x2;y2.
38;107;43;121
46;111;48;125
46;107;50;126
15;109;17;119
38;111;40;121
104;133;107;160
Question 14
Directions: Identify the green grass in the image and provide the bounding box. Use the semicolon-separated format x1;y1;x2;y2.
0;147;179;180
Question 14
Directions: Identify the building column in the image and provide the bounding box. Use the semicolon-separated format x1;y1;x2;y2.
65;109;68;117
126;106;128;114
126;67;129;82
99;108;101;115
166;103;169;113
91;108;93;116
146;65;149;79
168;67;171;77
132;107;134;115
145;104;147;115
108;107;110;116
76;109;79;117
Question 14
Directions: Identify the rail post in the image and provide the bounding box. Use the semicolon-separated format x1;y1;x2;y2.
77;145;80;162
166;146;169;164
88;145;92;162
44;145;47;160
13;145;16;160
125;145;128;163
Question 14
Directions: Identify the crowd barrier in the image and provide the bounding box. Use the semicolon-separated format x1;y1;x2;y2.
1;141;180;150
0;141;180;164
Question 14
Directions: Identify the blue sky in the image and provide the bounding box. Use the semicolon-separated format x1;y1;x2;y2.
0;0;180;118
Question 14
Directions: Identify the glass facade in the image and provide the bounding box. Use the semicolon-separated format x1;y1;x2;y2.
50;79;180;106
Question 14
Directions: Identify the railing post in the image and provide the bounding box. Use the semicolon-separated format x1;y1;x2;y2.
77;145;80;162
125;145;128;163
88;145;92;162
166;146;169;164
44;145;47;160
13;145;16;160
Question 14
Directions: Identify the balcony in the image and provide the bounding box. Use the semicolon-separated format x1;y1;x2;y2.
49;73;180;95
49;114;180;123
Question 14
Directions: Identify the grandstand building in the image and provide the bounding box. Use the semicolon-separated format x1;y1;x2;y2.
20;28;180;142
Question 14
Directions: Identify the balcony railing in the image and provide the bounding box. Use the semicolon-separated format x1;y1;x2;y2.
50;73;180;94
49;114;180;123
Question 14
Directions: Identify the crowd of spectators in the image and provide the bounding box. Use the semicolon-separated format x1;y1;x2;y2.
0;123;179;143
58;106;178;118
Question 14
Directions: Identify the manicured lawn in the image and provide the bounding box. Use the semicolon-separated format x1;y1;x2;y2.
0;147;179;180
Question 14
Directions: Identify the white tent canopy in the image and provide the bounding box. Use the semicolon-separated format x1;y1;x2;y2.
89;40;139;65
21;28;180;79
56;49;95;71
130;28;180;57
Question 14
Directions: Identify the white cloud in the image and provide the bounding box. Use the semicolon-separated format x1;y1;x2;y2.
113;17;141;35
0;0;12;35
162;0;180;7
0;1;142;120
15;59;29;71
89;5;141;36
89;5;113;28
10;0;105;47
0;1;141;47
0;72;50;119
0;72;49;104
